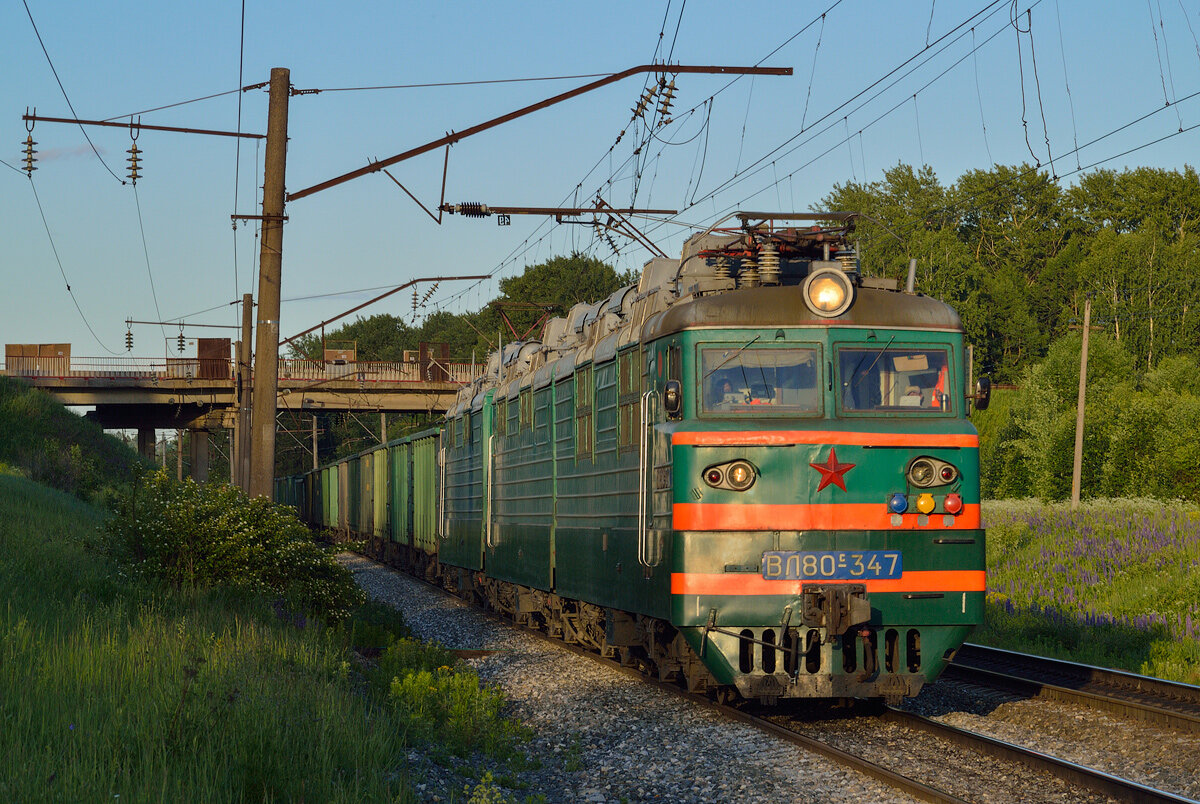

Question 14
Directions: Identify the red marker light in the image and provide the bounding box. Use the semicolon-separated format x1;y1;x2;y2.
705;469;723;486
940;465;956;482
944;493;963;515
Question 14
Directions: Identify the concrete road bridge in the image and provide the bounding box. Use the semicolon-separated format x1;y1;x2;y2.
3;353;476;480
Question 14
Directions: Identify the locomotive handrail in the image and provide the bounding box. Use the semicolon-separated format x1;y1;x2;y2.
485;435;495;548
637;389;654;568
438;441;447;539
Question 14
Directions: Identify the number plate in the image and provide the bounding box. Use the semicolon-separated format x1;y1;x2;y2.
762;550;902;580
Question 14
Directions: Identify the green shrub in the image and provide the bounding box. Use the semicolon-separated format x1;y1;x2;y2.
0;377;146;501
100;469;364;620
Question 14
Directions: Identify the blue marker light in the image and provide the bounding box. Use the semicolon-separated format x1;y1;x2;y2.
888;493;908;514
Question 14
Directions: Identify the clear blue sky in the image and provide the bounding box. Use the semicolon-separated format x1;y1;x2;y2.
4;0;1199;359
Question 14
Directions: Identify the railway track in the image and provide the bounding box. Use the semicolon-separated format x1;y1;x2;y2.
467;604;1199;803
355;554;1198;803
520;624;1200;803
877;706;1197;804
947;643;1200;734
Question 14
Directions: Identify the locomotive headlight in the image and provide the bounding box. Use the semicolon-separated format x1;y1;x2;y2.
908;458;936;487
907;455;959;488
726;461;756;491
802;267;855;318
704;460;756;491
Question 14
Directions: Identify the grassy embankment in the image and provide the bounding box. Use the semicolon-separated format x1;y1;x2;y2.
0;377;534;802
977;499;1200;684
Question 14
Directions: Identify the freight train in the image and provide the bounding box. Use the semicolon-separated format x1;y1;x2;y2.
278;213;991;704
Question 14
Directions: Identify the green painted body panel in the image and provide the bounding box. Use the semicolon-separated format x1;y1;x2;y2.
325;466;337;529
672;436;981;506
442;394;491;571
412;434;439;554
337;462;349;531
489;384;554;589
389;442;411;545
550;352;671;618
359;454;375;536
346;459;362;533
373;449;389;539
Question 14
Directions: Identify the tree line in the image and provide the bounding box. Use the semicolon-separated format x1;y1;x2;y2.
824;162;1200;381
286;163;1200;500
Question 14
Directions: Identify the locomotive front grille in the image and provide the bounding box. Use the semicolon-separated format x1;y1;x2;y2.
733;626;923;678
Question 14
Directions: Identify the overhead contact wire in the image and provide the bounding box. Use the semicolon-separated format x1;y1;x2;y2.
22;0;124;184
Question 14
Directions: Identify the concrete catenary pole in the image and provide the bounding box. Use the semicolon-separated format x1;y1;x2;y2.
238;293;254;491
249;67;290;499
1070;296;1092;510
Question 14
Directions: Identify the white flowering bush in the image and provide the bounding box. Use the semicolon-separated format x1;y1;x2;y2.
101;469;364;620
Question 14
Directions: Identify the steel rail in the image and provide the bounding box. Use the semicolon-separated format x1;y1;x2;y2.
950;643;1200;734
882;707;1198;804
349;549;1200;803
492;605;971;804
373;553;968;804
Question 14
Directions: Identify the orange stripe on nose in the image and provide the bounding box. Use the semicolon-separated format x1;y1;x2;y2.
670;570;986;596
671;430;979;448
673;502;981;531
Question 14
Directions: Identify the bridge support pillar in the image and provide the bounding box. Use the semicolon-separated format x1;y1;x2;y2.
137;428;156;461
189;429;210;483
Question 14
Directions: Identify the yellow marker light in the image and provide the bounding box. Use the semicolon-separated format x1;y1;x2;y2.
916;493;936;514
802;267;855;317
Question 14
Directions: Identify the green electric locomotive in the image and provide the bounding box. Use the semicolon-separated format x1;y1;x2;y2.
280;213;990;704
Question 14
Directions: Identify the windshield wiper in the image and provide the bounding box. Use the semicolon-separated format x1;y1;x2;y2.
703;335;761;380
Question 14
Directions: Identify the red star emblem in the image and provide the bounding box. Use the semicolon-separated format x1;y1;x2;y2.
809;447;855;492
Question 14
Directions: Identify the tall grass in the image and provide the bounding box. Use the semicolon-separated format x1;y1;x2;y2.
980;498;1200;683
0;376;146;500
0;474;526;802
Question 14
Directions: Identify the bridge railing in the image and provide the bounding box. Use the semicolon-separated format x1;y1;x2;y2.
2;357;479;384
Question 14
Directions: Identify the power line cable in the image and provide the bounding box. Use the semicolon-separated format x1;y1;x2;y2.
1054;0;1082;169
2;158;26;176
1146;0;1174;109
27;178;118;354
686;0;1013;211
1155;0;1185;129
666;0;687;64
1180;0;1200;69
132;184;168;344
1024;8;1056;177
22;0;124;185
644;0;1023;234
800;13;827;132
971;26;995;164
101;88;245;123
233;0;246;305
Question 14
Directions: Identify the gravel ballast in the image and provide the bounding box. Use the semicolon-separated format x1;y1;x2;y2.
341;553;915;803
342;553;1197;803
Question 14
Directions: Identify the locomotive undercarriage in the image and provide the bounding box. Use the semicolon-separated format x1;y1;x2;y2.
355;534;928;704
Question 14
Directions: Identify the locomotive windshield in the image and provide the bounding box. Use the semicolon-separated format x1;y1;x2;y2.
701;346;820;415
838;346;951;413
